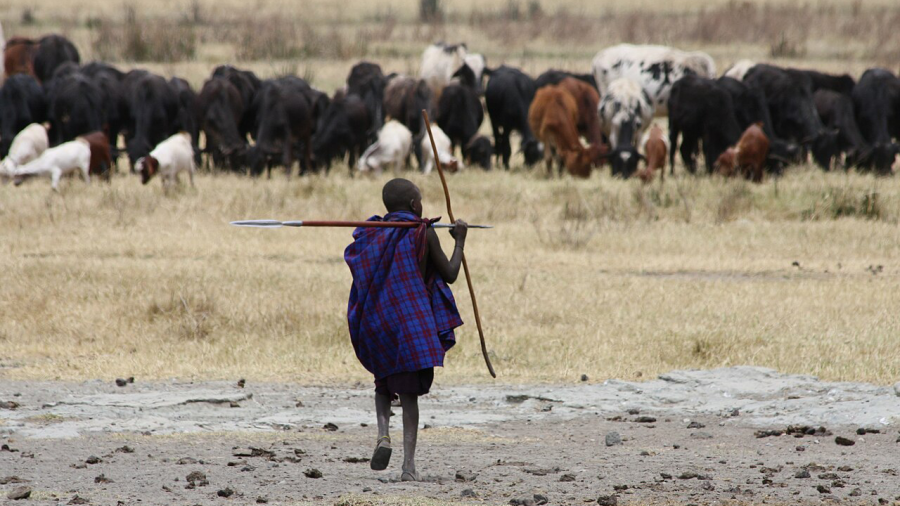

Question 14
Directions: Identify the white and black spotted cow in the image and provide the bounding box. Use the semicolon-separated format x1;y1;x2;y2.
420;42;488;99
592;44;716;117
597;77;653;178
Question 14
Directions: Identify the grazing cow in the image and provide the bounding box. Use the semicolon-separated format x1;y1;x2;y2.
0;123;49;180
80;62;127;160
638;123;667;183
33;35;80;84
557;77;604;149
464;135;493;170
734;123;770;183
383;75;433;167
13;137;91;190
420;43;486;97
788;68;855;96
0;74;47;157
592;44;716;117
135;132;196;188
169;77;201;164
347;62;386;135
598;77;653;178
211;65;263;139
312;91;371;171
197;78;246;170
79;131;113;180
437;64;487;168
420;123;461;175
851;68;900;175
45;71;106;147
814;89;883;171
741;63;838;170
246;76;313;177
714;147;737;177
534;69;597;90
4;37;36;78
484;65;542;168
357;120;413;174
123;71;180;170
528;85;601;178
667;75;743;174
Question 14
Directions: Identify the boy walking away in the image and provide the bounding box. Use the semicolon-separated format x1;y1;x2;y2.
344;178;468;482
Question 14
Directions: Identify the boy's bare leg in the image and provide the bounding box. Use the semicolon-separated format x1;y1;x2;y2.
399;394;420;481
371;393;393;471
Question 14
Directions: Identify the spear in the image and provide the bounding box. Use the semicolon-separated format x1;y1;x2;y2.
230;220;493;229
422;109;497;378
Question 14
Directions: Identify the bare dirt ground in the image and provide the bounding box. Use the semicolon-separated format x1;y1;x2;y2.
2;367;899;505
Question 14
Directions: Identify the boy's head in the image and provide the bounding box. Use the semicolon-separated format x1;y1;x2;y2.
382;178;423;217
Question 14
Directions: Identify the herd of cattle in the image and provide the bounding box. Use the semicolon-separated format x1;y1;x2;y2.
1;34;899;190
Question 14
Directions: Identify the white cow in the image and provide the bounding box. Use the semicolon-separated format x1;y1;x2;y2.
358;120;413;174
420;124;461;175
597;78;654;177
420;42;487;97
13;137;91;190
592;44;716;116
135;132;196;188
723;59;757;82
0;123;49;180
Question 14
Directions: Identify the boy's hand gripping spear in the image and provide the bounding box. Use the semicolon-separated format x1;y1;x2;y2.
422;109;497;378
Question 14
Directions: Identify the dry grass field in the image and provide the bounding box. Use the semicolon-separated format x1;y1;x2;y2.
1;0;899;386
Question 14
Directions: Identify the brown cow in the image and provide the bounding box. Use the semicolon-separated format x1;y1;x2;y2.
734;123;769;183
637;123;667;184
556;77;604;147
528;85;602;178
4;37;37;78
80;131;113;181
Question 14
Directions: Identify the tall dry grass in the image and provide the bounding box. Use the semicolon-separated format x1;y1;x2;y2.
1;166;898;385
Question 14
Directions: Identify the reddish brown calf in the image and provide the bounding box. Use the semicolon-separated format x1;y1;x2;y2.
638;123;667;184
4;37;37;78
528;85;602;178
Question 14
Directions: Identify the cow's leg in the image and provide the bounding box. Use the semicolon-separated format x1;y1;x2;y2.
680;135;698;174
50;167;62;191
668;126;679;176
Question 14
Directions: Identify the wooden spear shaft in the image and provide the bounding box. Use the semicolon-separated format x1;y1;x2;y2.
422;109;497;378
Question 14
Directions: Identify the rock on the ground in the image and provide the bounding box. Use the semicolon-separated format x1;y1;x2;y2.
461;489;478;498
795;469;811;478
217;488;234;497
85;455;101;464
7;486;31;500
835;436;855;446
605;432;622;446
456;470;477;482
304;468;322;479
597;494;618;506
893;382;900;397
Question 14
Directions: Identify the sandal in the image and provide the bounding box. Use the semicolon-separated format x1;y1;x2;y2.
401;471;420;482
370;436;392;471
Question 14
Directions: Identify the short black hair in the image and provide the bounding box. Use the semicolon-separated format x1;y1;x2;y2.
382;178;420;212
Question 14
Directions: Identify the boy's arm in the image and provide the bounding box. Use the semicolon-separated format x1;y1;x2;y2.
426;220;468;284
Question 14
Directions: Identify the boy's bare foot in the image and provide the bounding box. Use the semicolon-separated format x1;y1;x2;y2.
370;436;392;471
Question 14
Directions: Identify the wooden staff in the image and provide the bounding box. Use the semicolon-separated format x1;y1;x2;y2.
422;109;497;378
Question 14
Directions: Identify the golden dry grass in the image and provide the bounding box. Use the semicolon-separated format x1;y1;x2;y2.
1;166;898;385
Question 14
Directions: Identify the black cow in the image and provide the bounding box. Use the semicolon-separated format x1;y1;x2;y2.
123;71;180;169
814;89;890;171
46;71;105;147
211;65;262;139
198;78;246;171
437;64;488;169
851;68;900;174
246;77;313;177
0;74;47;157
485;65;542;169
346;62;386;137
718;76;802;173
534;69;597;90
311;91;370;172
668;75;743;174
383;75;433;167
80;62;127;160
788;68;855;96
169;77;201;164
33;35;80;84
743;64;838;170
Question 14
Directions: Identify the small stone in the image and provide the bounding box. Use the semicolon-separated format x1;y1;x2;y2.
95;473;112;483
849;488;862;497
323;423;338;432
86;455;101;464
794;469;810;479
605;432;622;447
115;378;128;387
229;401;240;408
237;379;246;388
613;485;628;491
835;436;855;446
455;470;477;482
177;457;198;465
0;401;20;410
304;468;322;479
796;446;806;452
256;497;269;504
115;445;134;453
626;408;640;415
295;400;304;408
893;382;900;397
730;408;740;417
68;496;89;505
7;486;31;500
559;473;576;482
461;489;478;498
687;421;705;429
660;473;672;480
639;450;650;456
678;471;699;480
581;374;589;382
185;471;208;486
857;428;866;435
634;416;656;423
217;488;234;498
597;494;618;506
533;493;549;505
701;481;715;491
691;431;713;440
816;485;831;494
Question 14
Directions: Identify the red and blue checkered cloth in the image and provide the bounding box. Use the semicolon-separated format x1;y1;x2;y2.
345;211;463;381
